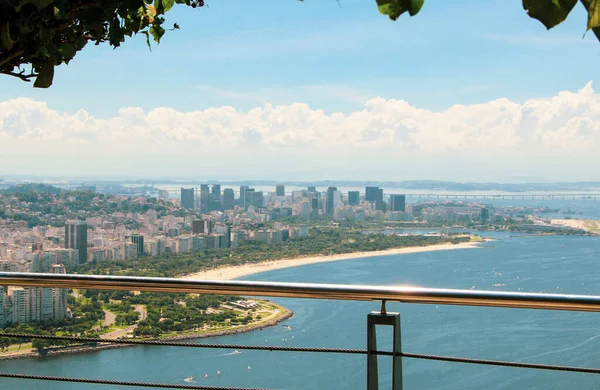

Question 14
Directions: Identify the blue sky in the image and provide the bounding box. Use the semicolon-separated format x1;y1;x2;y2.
0;0;599;181
1;0;598;116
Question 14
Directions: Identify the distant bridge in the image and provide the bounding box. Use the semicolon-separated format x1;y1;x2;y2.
404;193;600;201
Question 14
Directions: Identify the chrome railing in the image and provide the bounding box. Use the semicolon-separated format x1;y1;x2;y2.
1;272;600;389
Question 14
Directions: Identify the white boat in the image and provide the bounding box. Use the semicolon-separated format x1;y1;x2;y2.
217;370;221;376
248;366;251;371
232;350;241;355
204;374;208;379
184;377;196;382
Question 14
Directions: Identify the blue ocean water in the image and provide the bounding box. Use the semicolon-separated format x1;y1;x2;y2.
2;232;600;389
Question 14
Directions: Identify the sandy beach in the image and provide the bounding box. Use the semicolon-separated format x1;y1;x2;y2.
182;241;482;281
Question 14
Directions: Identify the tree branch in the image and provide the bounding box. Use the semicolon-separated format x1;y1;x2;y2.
1;69;37;82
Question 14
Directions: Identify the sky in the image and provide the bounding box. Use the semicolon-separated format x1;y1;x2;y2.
0;0;599;182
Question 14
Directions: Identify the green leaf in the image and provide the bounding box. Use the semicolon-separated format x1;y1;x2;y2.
581;0;600;42
376;0;424;21
33;61;54;88
522;0;577;30
141;31;152;51
57;43;76;60
156;0;175;13
149;23;165;43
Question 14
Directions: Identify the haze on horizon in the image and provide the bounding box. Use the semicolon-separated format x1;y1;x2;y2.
0;1;598;182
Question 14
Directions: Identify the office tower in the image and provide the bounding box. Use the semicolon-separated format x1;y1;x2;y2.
223;188;235;210
276;184;285;197
180;188;195;209
254;191;264;209
210;184;222;211
239;185;249;207
244;188;255;209
200;184;210;212
389;194;406;212
326;186;337;216
65;220;87;264
365;186;379;203
375;188;385;212
51;264;68;320
481;207;490;222
130;234;144;255
348;191;360;206
211;184;221;197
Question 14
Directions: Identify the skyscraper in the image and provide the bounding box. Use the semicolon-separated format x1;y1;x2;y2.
348;191;360;206
276;184;285;197
130;234;144;255
365;186;379;203
223;188;235;210
253;191;264;209
51;264;68;320
239;185;249;207
389;194;406;212
375;188;385;212
200;184;210;212
65;221;87;264
180;188;195;209
211;184;221;197
326;186;337;216
244;188;255;209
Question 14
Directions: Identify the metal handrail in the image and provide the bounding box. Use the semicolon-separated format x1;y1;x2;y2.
1;272;600;312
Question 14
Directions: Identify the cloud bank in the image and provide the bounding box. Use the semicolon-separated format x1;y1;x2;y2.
0;83;599;181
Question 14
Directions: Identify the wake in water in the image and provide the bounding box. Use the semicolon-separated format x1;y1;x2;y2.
216;350;243;356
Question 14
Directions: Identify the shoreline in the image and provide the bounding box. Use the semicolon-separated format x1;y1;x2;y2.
182;240;483;281
0;302;293;361
0;239;483;361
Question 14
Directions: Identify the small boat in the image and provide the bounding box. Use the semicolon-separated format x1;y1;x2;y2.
232;350;241;355
184;377;196;382
248;366;251;371
217;370;221;376
204;374;208;379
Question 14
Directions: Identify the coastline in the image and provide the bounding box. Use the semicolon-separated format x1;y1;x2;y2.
0;239;483;361
0;302;293;361
182;240;483;281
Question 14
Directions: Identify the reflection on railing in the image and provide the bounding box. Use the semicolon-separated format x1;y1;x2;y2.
1;272;600;390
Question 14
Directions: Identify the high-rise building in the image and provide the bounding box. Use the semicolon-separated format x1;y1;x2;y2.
253;191;264;209
365;186;379;203
389;194;406;212
481;207;490;222
348;191;360;206
326;187;337;216
180;188;195;209
65;221;87;264
192;219;212;234
276;184;285;197
223;188;235;210
200;184;210;212
239;185;249;207
211;184;221;197
307;186;316;192
51;264;68;320
375;188;385;212
244;188;255;209
130;234;144;255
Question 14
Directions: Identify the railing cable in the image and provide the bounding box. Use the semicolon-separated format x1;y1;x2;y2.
0;372;276;390
1;333;599;375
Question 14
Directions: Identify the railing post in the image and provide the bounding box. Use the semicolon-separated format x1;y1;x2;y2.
367;301;402;390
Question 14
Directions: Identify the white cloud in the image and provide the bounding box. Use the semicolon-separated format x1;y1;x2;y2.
0;82;598;180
